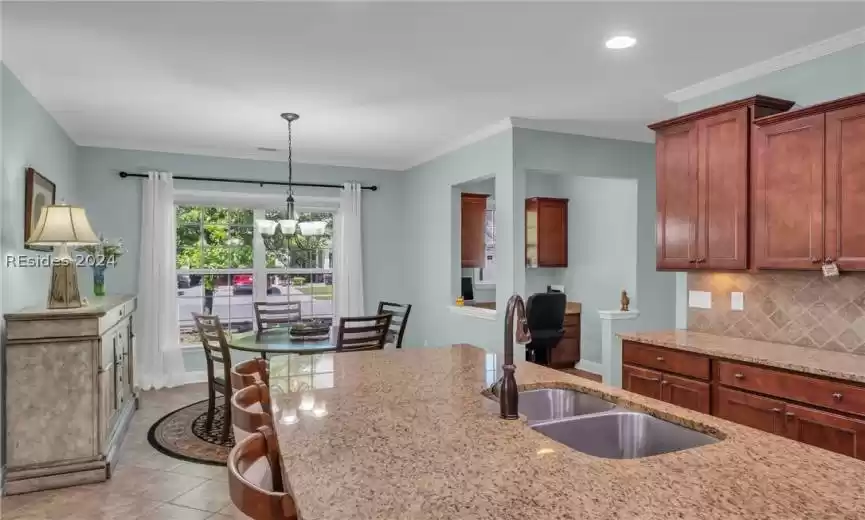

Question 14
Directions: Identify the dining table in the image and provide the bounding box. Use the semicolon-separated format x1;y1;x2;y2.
228;328;338;358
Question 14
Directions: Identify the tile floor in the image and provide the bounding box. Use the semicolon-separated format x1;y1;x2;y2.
1;383;248;520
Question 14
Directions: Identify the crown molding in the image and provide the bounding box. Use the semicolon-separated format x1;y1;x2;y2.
665;26;865;103
404;118;513;170
754;91;865;126
648;95;794;130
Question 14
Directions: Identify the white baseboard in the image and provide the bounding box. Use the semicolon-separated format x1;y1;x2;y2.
576;359;604;375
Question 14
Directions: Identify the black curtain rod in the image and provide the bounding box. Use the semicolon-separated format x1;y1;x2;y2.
117;171;378;191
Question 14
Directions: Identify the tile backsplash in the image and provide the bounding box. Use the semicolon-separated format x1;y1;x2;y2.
688;272;865;356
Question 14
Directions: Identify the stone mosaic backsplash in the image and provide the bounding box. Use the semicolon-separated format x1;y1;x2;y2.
688;272;865;356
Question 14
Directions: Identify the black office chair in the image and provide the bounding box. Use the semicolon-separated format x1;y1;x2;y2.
524;292;567;366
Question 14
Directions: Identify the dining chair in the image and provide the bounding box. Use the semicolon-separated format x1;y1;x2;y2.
231;358;269;391
254;301;302;333
193;313;233;444
376;301;412;348
336;314;393;352
230;381;274;443
228;425;299;520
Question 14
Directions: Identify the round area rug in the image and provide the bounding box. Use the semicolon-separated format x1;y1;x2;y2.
148;399;234;466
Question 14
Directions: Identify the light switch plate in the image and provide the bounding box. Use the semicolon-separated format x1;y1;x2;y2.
688;290;712;309
731;292;745;311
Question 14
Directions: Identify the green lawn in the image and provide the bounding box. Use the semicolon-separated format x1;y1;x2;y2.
296;284;334;300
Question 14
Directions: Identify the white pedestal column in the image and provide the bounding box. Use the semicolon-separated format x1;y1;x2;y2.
598;309;640;388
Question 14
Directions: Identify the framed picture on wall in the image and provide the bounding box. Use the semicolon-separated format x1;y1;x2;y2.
24;167;56;252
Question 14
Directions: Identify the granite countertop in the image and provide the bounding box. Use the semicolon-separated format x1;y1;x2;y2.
269;345;865;520
619;330;865;384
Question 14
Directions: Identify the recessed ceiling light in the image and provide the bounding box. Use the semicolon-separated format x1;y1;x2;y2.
606;35;636;50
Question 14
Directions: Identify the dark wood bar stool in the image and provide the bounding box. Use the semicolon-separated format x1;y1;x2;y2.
254;301;302;333
228;426;299;520
336;314;393;352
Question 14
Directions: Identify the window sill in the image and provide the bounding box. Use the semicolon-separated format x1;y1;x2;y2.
448;305;498;321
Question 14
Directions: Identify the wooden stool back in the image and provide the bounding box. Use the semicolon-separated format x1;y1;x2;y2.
230;381;273;442
231;358;269;391
228;426;298;520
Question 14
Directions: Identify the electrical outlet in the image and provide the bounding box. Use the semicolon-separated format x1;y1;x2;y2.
688;290;712;309
731;292;745;311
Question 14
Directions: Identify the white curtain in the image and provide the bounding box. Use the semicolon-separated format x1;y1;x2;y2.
137;172;185;389
334;182;365;318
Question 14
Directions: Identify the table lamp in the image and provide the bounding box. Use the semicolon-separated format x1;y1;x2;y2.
26;203;100;309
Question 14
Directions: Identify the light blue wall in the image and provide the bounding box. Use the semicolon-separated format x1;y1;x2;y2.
514;128;675;338
675;44;865;325
2;65;79;312
403;130;516;354
76;146;407;312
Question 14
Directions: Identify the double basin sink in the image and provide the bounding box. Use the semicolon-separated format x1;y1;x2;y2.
515;388;717;459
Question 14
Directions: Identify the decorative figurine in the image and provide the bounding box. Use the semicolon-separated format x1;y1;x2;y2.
620;290;630;312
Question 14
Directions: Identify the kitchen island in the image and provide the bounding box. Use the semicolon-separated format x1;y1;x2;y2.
269;345;865;520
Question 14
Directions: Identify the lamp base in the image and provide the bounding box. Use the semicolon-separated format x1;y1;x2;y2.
48;260;83;309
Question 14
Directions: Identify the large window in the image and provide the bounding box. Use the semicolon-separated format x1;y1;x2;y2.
176;205;334;345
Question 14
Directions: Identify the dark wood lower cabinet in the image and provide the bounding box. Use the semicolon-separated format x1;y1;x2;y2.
715;387;785;435
623;340;865;461
784;404;865;461
623;364;663;400
661;373;711;414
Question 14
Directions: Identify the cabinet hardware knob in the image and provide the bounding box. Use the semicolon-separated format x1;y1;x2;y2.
734;373;745;379
770;408;781;413
785;411;795;418
811;257;821;264
656;356;665;362
660;380;669;385
697;258;706;263
832;392;843;400
688;259;697;264
825;257;835;263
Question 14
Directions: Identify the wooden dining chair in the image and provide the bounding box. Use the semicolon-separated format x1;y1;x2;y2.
193;313;233;444
231;358;269;391
376;301;412;349
336;314;393;352
254;301;302;333
228;425;299;520
230;381;274;443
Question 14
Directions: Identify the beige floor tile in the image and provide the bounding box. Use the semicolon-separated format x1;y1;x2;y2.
215;503;255;519
2;487;163;520
170;480;232;513
96;466;207;502
168;462;230;481
133;503;213;520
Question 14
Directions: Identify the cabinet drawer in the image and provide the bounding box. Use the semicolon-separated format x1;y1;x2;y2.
718;361;865;416
622;364;663;400
715;386;785;435
622;341;710;380
661;373;711;414
562;323;579;339
563;314;580;327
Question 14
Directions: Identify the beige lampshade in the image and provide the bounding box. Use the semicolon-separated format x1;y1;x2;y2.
27;204;100;246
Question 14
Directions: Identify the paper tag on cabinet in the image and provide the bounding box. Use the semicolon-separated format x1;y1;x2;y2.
822;262;840;278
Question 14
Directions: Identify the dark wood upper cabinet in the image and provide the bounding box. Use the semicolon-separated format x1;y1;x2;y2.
754;92;865;271
650;96;794;271
526;197;568;268
825;102;865;270
460;193;488;268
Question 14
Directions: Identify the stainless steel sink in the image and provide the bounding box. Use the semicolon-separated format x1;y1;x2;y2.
518;388;616;424
531;411;718;459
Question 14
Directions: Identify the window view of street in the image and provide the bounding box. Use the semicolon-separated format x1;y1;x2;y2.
176;205;334;345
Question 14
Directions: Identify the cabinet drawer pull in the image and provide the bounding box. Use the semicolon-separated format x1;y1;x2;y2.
832;392;843;400
770;408;781;413
660;380;668;385
696;257;706;264
785;411;795;418
811;257;821;264
656;356;665;362
647;377;661;382
733;373;745;379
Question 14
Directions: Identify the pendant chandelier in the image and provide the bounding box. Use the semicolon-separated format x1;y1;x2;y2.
256;112;327;237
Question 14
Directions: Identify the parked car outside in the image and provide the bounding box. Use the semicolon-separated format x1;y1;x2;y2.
232;274;281;295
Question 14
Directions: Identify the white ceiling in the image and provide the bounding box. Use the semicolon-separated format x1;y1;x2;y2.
3;2;864;170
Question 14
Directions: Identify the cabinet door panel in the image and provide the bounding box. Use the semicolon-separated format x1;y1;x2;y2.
622;364;663;400
537;199;568;267
715;387;785;435
785;404;865;461
754;114;825;269
698;108;749;269
661;373;710;414
461;194;488;268
825;103;865;269
656;123;698;269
